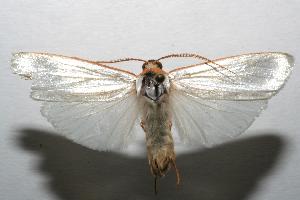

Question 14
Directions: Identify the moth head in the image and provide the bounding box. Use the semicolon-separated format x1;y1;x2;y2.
142;60;163;70
136;60;169;102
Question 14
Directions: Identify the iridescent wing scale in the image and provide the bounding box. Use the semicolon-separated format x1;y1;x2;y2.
168;52;294;146
11;52;140;150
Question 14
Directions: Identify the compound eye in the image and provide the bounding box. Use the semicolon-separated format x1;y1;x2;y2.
155;74;165;83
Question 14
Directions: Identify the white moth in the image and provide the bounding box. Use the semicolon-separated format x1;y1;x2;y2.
11;52;294;194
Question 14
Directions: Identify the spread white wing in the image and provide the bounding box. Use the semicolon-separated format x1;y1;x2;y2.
11;52;140;150
169;52;294;146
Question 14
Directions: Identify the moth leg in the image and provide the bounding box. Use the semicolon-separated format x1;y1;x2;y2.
171;159;181;187
168;120;172;130
140;120;145;131
154;176;158;195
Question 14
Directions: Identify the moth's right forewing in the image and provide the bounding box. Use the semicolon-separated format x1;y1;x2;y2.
169;52;294;100
168;52;294;147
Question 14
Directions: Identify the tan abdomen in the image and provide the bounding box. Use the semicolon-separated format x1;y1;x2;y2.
141;97;180;185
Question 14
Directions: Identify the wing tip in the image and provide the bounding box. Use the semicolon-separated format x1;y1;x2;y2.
10;52;34;79
285;53;295;68
279;53;295;81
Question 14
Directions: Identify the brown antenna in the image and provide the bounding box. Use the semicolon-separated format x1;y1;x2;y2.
158;53;236;77
96;57;147;64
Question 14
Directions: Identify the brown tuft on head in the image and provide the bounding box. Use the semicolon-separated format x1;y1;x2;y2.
142;60;163;70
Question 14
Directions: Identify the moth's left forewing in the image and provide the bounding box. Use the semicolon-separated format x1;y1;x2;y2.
11;52;141;151
11;52;136;102
168;52;294;147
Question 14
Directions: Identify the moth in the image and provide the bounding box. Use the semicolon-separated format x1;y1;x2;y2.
11;52;294;194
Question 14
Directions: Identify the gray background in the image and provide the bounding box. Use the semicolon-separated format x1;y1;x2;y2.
1;0;300;199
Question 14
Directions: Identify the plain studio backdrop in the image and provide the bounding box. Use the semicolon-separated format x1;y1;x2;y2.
0;1;299;200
